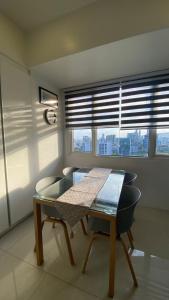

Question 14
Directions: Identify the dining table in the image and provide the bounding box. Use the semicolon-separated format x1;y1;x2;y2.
33;168;125;297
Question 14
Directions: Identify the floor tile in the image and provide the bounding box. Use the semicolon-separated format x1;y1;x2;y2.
0;207;169;300
0;217;34;251
0;250;44;300
133;207;169;260
29;273;99;300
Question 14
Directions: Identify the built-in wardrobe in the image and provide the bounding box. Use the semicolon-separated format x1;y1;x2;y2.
0;57;35;234
0;56;62;236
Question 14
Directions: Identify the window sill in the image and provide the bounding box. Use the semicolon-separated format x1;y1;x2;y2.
153;154;169;159
95;154;148;159
72;151;92;154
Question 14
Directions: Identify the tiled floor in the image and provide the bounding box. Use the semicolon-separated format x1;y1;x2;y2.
0;206;169;300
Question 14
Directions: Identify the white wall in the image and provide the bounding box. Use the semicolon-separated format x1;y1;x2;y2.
0;56;63;225
30;74;64;181
1;1;169;68
64;129;169;211
0;13;26;66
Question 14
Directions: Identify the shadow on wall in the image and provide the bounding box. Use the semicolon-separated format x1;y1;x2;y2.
0;88;63;229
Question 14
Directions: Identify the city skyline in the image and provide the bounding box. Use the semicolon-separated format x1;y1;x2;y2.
73;128;169;156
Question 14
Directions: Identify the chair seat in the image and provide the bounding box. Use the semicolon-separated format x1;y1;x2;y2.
89;217;110;234
42;205;62;219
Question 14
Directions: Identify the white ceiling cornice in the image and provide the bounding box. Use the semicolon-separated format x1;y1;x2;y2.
0;0;98;32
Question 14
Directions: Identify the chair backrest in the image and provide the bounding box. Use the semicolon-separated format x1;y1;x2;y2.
116;185;141;235
123;172;137;185
35;176;63;218
89;185;141;236
62;167;78;176
35;176;62;194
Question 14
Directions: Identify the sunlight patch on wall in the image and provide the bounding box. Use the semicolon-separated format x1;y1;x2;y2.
6;146;30;189
38;132;59;172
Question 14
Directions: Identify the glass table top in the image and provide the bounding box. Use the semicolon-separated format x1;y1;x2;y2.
34;168;125;216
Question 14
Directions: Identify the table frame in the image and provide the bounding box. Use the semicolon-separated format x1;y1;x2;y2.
33;197;116;297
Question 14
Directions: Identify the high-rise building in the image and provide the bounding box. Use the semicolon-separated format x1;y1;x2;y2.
105;135;113;155
81;135;91;152
97;134;107;155
119;137;130;156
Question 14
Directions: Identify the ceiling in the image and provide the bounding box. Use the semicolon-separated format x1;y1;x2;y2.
31;28;169;89
0;0;98;32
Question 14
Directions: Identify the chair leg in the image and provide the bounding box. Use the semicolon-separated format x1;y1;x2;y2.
127;231;134;250
80;219;88;235
82;234;97;273
59;220;75;266
70;230;74;239
39;217;75;265
34;220;45;252
128;229;134;241
120;236;138;287
52;220;73;239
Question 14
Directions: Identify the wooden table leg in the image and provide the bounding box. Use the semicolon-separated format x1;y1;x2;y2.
109;217;116;297
33;200;44;265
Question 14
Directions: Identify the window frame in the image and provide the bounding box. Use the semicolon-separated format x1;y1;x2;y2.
70;127;169;159
71;128;93;154
71;127;152;158
154;128;169;158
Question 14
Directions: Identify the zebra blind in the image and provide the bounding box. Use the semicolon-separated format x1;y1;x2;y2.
65;83;120;128
121;73;169;129
65;73;169;129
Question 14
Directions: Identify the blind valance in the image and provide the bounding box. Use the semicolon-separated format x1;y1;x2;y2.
65;73;169;129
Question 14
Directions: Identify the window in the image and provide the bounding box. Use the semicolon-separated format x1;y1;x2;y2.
96;128;149;157
72;129;92;152
156;128;169;155
65;72;169;157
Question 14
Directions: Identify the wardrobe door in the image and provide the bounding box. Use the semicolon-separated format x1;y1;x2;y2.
0;91;9;234
1;60;34;225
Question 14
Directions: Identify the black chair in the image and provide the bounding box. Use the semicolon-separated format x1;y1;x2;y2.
82;185;141;287
123;171;138;241
62;167;79;176
34;176;87;265
124;172;137;185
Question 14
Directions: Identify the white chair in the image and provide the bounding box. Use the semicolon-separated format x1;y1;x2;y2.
34;176;87;265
